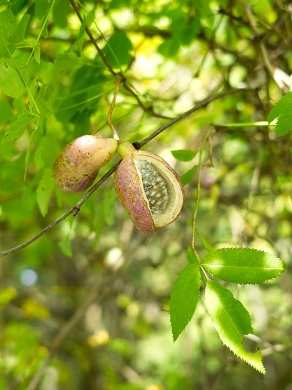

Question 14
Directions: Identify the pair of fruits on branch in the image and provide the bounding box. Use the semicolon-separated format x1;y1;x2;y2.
53;135;185;234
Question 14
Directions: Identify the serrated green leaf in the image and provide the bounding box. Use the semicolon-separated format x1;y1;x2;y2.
205;280;265;374
36;168;55;216
274;113;292;137
170;264;201;341
267;92;292;123
201;248;286;284
180;165;198;186
171;149;198;162
2;112;35;142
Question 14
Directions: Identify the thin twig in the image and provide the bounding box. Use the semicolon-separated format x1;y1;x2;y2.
0;163;119;257
69;0;170;119
106;75;123;140
70;0;116;77
0;87;253;258
135;87;253;149
191;127;212;255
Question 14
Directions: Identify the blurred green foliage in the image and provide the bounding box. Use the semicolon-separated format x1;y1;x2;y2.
0;0;292;389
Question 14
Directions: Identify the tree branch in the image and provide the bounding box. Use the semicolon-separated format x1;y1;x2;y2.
69;0;170;120
0;87;254;258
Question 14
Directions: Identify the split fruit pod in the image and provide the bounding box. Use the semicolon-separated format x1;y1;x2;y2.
114;142;185;234
53;135;118;193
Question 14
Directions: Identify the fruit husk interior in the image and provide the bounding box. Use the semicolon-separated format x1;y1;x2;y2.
133;151;185;228
114;155;156;234
114;147;185;233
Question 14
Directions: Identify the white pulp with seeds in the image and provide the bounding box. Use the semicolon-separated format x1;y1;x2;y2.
134;159;169;214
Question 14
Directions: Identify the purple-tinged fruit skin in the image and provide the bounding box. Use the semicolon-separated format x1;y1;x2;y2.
53;135;118;193
114;143;185;234
114;155;155;234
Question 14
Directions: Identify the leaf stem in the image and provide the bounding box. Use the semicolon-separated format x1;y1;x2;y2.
106;75;123;141
191;127;213;251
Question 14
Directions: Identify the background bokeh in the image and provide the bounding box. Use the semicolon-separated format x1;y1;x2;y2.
0;0;291;389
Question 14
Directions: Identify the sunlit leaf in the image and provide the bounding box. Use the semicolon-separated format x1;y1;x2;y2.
201;248;286;284
0;57;25;97
171;149;198;161
205;280;265;374
267;92;292;136
103;32;133;68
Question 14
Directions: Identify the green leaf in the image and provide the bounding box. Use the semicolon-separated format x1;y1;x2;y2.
35;0;50;21
170;263;201;341
0;57;25;97
69;12;95;53
205;280;265;374
53;0;70;28
10;14;31;43
171;149;198;161
0;9;17;56
36;168;55;217
103;32;133;68
0;9;16;38
196;230;214;252
180;165;198;186
267;92;292;136
2;112;35;142
0;99;13;124
201;248;286;284
187;246;199;264
267;92;292;123
274;113;292;137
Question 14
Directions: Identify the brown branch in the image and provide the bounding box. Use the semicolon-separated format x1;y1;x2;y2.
0;163;119;257
0;87;254;258
70;0;116;77
134;87;253;149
